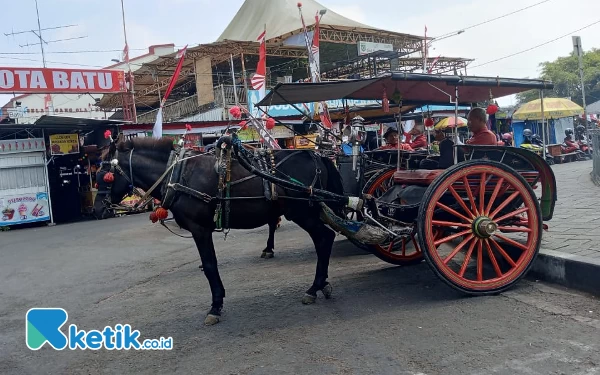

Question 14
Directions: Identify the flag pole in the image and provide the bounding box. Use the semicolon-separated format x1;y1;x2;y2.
120;0;137;122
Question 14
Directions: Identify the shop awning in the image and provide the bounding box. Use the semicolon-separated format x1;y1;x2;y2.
256;73;554;107
0;115;125;132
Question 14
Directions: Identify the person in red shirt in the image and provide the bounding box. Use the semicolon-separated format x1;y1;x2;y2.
465;107;498;145
407;125;427;150
377;127;412;150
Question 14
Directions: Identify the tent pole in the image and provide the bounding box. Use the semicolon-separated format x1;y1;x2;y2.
540;90;546;160
42;129;55;226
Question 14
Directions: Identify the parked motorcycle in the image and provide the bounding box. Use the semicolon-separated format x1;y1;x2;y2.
562;128;587;161
520;129;555;165
575;125;593;159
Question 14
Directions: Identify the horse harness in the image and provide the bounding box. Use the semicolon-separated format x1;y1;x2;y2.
105;143;321;234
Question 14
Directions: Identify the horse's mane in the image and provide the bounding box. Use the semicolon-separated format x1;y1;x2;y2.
101;137;175;160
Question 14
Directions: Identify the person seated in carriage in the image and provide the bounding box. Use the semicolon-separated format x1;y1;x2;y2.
419;108;497;169
405;125;427;150
376;127;412;151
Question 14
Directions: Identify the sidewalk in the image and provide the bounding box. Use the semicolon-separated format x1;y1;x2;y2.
530;159;600;296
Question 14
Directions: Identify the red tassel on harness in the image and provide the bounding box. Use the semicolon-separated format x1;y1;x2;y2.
155;207;169;220
103;172;114;183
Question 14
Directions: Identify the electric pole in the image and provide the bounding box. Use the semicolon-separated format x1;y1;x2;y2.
572;36;588;130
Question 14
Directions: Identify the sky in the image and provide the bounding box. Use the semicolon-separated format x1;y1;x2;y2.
1;0;599;108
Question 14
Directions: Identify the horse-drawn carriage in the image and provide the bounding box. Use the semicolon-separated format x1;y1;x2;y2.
94;72;556;325
252;72;556;295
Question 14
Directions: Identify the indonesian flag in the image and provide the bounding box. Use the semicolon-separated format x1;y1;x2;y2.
123;43;129;64
427;55;441;73
251;29;266;100
154;45;188;138
310;13;320;82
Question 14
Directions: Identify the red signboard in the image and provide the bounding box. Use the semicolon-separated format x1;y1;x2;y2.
0;67;126;93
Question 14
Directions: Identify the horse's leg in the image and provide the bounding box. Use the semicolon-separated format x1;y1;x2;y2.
261;215;278;259
292;213;336;304
190;226;225;325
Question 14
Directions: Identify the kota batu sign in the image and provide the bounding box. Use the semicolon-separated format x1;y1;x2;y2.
0;67;126;93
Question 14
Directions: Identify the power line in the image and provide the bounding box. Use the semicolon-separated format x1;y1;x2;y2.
434;0;552;40
469;19;600;69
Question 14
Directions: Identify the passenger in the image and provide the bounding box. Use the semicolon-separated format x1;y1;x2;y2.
419;129;465;169
465;107;498;145
377;127;411;150
377;127;399;150
406;125;427;150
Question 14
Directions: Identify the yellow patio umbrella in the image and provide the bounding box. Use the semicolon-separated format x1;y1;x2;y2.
434;116;468;130
512;98;584;120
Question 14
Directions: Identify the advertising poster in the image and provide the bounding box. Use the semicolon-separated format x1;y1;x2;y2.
49;134;79;155
0;192;50;226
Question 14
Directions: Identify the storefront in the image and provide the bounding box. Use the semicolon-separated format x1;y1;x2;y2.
0;115;123;227
0;138;52;227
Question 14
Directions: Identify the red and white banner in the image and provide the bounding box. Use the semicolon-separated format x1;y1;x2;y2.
0;67;126;93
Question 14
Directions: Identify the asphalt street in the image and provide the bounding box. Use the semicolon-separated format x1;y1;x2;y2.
1;214;599;375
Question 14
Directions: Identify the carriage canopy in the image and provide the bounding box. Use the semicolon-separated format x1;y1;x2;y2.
255;73;554;107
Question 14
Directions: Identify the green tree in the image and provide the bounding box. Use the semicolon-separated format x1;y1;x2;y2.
516;48;600;105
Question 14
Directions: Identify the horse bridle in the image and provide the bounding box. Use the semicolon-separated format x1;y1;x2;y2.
99;148;150;211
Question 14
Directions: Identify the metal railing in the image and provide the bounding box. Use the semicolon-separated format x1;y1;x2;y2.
590;129;600;185
213;84;247;108
136;85;248;123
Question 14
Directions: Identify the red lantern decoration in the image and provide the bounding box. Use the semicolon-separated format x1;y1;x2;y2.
104;130;112;139
149;212;159;223
185;124;192;131
155;207;169;220
103;172;115;183
486;103;499;115
229;106;242;119
239;120;248;130
297;2;302;7
424;117;435;128
266;118;276;130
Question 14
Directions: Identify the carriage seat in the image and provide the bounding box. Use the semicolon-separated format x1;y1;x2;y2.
393;169;444;186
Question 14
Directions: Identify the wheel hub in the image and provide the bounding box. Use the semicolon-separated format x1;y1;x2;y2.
473;216;497;238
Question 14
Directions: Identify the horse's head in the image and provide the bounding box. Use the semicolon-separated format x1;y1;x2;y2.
93;138;135;219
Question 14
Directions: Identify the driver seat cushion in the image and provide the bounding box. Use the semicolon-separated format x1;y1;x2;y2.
393;169;444;185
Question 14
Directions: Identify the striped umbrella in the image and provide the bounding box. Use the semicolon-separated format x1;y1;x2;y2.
434;116;468;130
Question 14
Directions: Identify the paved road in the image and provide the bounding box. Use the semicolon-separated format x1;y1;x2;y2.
1;214;600;374
542;159;600;259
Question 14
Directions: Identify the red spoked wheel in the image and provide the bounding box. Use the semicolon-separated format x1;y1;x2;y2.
360;167;426;266
417;160;542;295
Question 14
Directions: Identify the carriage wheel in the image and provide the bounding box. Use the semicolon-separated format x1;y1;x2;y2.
417;160;542;295
359;167;426;266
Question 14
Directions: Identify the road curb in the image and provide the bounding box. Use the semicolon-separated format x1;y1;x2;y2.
529;249;600;297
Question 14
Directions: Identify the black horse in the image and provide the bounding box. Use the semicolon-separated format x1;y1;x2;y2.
93;136;345;325
94;179;281;261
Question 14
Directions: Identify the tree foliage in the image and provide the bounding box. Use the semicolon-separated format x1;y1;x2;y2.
516;48;600;106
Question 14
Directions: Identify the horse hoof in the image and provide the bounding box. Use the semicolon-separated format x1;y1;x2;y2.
204;314;221;326
261;251;274;259
322;283;333;299
302;293;317;305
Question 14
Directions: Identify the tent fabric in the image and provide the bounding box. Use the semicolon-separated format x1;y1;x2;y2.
587;99;600;114
218;0;400;42
256;73;554;107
